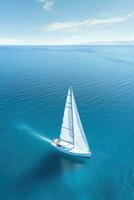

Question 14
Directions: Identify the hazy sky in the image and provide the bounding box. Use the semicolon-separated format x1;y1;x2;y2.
0;0;134;44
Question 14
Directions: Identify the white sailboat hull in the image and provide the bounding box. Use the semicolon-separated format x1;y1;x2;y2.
51;140;91;158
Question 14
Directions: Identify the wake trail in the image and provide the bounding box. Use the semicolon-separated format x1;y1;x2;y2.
15;124;51;144
31;131;51;143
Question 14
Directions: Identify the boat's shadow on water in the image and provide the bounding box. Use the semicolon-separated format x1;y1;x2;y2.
16;151;87;192
17;152;61;190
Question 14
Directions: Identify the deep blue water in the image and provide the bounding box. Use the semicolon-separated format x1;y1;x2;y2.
0;45;134;200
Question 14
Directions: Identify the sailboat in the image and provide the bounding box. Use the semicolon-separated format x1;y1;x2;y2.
51;86;91;158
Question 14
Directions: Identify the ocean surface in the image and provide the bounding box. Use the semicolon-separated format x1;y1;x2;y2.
0;45;134;200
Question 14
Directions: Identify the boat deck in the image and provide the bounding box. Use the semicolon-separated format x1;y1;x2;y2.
51;139;91;157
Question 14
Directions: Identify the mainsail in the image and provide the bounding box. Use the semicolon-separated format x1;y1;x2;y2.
60;87;90;153
60;87;74;144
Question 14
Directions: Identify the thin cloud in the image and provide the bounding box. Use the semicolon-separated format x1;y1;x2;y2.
43;12;134;31
37;0;53;11
0;38;22;45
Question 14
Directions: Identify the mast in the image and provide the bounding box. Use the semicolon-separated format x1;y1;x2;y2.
70;85;74;145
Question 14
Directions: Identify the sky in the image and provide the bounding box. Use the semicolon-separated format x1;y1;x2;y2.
0;0;134;45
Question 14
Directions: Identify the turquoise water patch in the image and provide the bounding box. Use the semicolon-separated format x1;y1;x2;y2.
0;46;134;200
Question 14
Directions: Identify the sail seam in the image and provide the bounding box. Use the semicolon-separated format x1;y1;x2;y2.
62;126;73;130
66;102;71;105
60;139;73;144
65;106;71;109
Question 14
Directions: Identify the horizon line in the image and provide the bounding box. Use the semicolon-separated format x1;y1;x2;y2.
0;43;134;46
0;39;134;46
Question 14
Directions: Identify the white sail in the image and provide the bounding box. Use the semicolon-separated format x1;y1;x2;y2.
60;88;74;144
71;90;90;153
51;86;91;157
